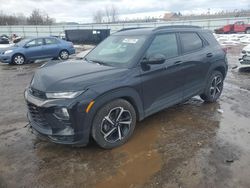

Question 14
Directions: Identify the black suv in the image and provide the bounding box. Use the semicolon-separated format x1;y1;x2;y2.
25;26;227;149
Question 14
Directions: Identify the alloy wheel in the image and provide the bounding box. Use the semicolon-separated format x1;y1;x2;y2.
210;75;223;99
100;107;132;143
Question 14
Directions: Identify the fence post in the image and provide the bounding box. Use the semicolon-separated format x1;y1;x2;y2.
49;25;52;36
22;26;25;37
36;26;38;37
9;26;12;36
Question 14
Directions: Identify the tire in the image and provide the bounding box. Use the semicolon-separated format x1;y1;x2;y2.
92;99;136;149
12;54;25;65
59;50;69;60
246;29;250;34
200;71;224;103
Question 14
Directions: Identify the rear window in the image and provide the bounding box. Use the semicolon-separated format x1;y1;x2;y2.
180;32;203;53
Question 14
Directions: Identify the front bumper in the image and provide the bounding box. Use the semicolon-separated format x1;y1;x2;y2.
24;89;91;146
0;54;11;64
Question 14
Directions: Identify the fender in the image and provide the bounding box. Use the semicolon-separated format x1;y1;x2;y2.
91;87;144;121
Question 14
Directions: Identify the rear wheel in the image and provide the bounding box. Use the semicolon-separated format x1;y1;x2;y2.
12;54;25;65
59;50;69;60
92;99;136;149
200;71;224;103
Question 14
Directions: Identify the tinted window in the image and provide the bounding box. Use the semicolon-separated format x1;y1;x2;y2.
180;33;203;53
26;38;43;47
146;33;178;59
45;38;58;45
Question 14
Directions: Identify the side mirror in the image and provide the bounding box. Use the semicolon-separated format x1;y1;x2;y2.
24;45;29;48
143;53;166;65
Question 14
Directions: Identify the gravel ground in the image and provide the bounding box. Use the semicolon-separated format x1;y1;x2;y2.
0;46;250;188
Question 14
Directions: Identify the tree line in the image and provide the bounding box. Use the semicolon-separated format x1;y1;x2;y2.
0;9;55;25
93;5;119;23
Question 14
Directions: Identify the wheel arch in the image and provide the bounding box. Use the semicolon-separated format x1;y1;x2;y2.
214;66;226;79
91;87;144;122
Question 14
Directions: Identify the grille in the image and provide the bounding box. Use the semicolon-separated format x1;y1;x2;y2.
29;88;46;99
27;103;48;126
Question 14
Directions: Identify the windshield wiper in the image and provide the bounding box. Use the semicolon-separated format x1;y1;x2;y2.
85;58;109;66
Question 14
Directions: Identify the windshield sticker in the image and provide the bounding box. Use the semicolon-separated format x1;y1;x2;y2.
122;38;138;44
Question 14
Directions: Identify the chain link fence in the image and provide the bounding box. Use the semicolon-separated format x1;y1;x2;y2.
0;17;250;37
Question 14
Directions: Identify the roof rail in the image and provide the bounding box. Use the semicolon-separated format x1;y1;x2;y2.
154;25;201;31
117;27;150;32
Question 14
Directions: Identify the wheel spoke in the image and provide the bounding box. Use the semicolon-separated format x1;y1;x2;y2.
104;116;114;125
117;126;122;140
119;120;132;125
116;107;124;121
104;127;117;139
216;86;221;93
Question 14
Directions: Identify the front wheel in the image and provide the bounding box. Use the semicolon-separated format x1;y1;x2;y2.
12;54;25;65
59;50;69;60
200;71;224;103
92;99;136;149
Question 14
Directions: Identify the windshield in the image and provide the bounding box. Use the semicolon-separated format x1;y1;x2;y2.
85;35;147;67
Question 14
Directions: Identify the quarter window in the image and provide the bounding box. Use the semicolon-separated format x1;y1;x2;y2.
180;33;203;53
146;33;178;59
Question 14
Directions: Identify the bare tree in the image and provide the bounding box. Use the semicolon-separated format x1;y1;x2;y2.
110;5;118;23
105;6;111;23
93;10;104;23
94;5;119;23
27;9;55;25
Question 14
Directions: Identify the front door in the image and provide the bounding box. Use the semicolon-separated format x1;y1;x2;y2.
140;33;184;116
24;38;46;59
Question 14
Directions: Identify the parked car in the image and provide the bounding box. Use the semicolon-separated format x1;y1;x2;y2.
239;44;250;67
0;35;10;44
25;26;228;149
215;21;250;34
0;37;75;65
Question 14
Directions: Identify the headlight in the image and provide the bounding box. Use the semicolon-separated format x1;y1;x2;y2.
4;50;13;54
46;91;84;99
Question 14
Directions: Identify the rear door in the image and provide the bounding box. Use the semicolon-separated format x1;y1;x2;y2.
43;38;60;58
140;32;185;116
178;32;210;99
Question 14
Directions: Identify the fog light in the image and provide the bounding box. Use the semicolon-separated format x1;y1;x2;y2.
54;108;70;120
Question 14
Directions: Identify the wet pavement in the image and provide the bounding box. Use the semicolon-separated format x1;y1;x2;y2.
0;46;250;188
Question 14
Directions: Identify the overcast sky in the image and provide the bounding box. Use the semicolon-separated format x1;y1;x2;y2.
0;0;250;23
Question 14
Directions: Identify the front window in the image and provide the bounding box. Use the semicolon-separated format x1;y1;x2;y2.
85;35;147;67
26;39;44;47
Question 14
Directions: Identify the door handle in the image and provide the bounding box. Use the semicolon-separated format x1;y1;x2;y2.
174;61;183;65
206;53;213;57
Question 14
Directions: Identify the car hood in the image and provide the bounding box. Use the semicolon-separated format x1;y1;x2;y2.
0;45;16;52
31;60;128;92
